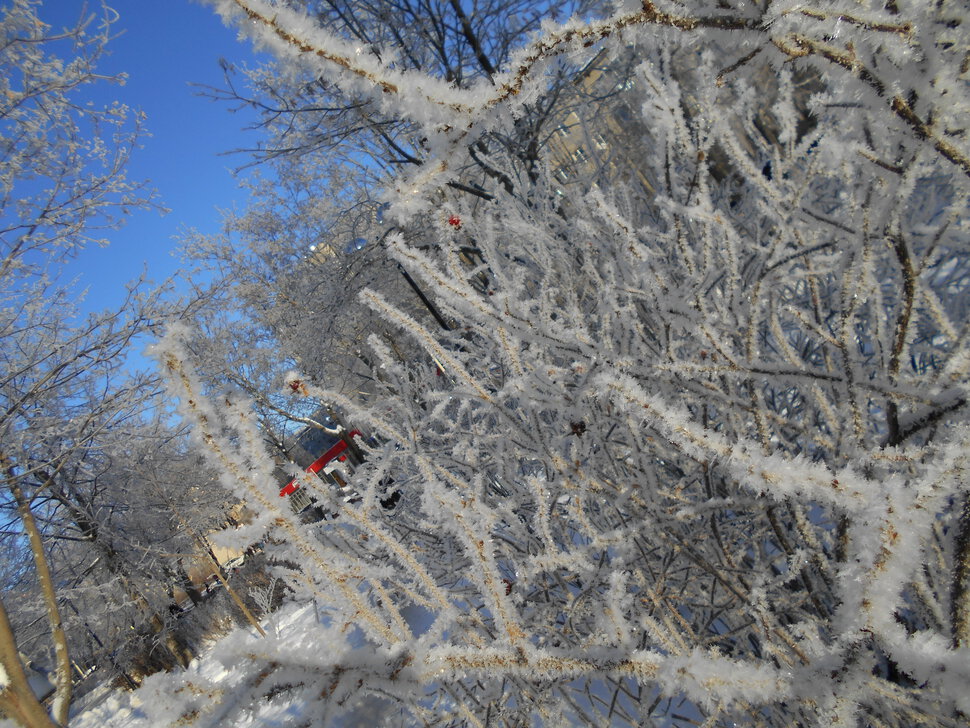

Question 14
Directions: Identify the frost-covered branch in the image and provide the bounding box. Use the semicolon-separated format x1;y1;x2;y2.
163;1;970;724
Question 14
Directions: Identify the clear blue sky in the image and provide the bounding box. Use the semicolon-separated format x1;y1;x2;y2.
44;0;267;315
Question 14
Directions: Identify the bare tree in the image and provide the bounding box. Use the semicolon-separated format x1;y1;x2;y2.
0;2;173;724
206;0;602;190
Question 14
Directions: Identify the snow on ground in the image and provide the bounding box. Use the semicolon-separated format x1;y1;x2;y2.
54;598;433;728
64;602;320;728
7;599;641;727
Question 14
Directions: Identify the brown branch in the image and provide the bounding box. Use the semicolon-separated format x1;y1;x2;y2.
487;2;758;111
231;0;470;115
716;47;763;87
773;34;970;180
953;493;970;648
796;8;913;36
889;96;970;178
856;149;904;175
447;181;495;201
231;0;758;125
885;232;916;446
233;0;970;181
879;396;967;449
447;0;497;79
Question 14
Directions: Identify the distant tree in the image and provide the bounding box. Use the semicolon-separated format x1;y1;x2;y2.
179;151;453;431
29;416;251;675
207;0;602;192
0;2;173;725
154;1;969;726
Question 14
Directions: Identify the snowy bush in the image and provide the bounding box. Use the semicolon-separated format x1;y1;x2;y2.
155;1;970;725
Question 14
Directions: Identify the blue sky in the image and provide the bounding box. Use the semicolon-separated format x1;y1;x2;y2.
44;0;267;315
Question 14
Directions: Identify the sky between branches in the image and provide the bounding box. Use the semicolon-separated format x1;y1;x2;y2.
44;0;264;317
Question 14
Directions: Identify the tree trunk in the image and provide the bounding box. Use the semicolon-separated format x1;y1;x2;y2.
0;599;59;728
4;459;71;726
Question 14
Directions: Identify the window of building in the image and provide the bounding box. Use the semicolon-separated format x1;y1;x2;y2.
289;487;314;513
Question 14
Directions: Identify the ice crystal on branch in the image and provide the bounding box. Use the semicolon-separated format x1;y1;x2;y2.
154;0;970;725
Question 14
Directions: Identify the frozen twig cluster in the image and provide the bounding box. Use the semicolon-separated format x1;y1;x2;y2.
156;1;970;725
